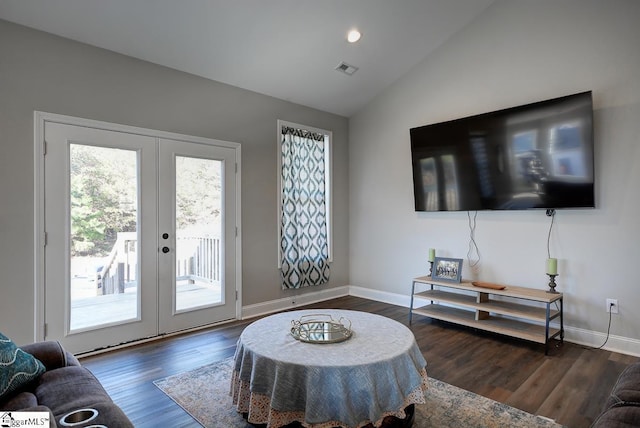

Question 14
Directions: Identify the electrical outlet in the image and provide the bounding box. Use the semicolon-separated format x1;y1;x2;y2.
606;298;619;314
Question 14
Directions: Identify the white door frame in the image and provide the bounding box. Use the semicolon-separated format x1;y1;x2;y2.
34;111;242;343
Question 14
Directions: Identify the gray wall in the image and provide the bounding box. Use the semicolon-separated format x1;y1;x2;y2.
0;19;349;344
349;0;640;352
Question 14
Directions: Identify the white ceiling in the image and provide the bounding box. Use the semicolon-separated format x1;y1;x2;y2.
0;0;494;117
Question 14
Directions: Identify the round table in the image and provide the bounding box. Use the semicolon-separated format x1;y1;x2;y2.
231;309;428;428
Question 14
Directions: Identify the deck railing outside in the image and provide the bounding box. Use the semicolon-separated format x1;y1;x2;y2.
98;232;221;295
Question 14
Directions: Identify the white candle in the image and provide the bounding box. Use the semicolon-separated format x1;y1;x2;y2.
546;258;558;275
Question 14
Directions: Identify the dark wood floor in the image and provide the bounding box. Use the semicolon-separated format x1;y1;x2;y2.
81;296;638;428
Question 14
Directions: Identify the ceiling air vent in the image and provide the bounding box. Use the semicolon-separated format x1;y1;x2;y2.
335;61;359;76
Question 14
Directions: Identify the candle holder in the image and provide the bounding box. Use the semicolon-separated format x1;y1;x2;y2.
546;274;559;294
428;261;434;277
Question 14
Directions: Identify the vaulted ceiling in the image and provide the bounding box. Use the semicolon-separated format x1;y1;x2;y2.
0;0;495;117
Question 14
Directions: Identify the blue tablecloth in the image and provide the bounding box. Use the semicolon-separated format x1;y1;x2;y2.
232;309;428;427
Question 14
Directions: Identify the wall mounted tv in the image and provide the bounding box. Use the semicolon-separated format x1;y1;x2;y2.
410;91;594;212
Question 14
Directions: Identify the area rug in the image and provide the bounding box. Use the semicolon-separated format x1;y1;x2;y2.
153;358;563;428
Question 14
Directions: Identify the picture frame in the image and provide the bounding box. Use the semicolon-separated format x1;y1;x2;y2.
431;257;463;283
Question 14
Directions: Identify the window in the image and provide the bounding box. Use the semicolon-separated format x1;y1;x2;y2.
277;120;332;289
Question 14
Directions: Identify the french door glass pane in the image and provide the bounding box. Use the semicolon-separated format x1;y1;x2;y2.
175;156;223;312
69;144;139;331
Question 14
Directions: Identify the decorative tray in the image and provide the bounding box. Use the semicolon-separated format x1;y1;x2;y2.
472;281;506;290
291;314;353;344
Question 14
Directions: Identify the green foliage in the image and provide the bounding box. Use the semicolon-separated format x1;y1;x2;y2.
70;146;223;256
175;156;222;231
70;145;137;256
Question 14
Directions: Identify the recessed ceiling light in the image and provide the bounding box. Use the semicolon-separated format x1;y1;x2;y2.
347;29;361;43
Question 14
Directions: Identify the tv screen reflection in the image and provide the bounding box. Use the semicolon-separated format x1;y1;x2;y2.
410;91;594;212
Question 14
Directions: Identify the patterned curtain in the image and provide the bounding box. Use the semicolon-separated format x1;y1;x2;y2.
280;126;330;289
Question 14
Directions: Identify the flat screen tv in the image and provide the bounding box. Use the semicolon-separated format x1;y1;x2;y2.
410;91;594;212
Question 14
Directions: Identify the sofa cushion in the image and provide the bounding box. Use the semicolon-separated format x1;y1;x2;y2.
20;341;80;370
593;403;640;428
34;366;112;416
609;363;640;405
0;332;46;400
593;362;640;428
0;391;38;410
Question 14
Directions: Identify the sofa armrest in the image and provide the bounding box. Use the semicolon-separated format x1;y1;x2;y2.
20;341;80;370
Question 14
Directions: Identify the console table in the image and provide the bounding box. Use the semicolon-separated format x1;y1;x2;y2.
231;309;428;427
409;276;563;354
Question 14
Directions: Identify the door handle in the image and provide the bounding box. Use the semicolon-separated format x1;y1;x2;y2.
162;246;170;253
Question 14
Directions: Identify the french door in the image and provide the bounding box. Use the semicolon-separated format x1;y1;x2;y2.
39;116;239;354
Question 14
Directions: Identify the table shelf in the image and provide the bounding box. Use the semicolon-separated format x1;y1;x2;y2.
409;276;564;353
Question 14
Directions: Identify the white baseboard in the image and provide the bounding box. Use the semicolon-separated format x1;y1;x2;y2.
563;326;640;357
241;285;350;320
348;285;412;308
242;285;640;356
